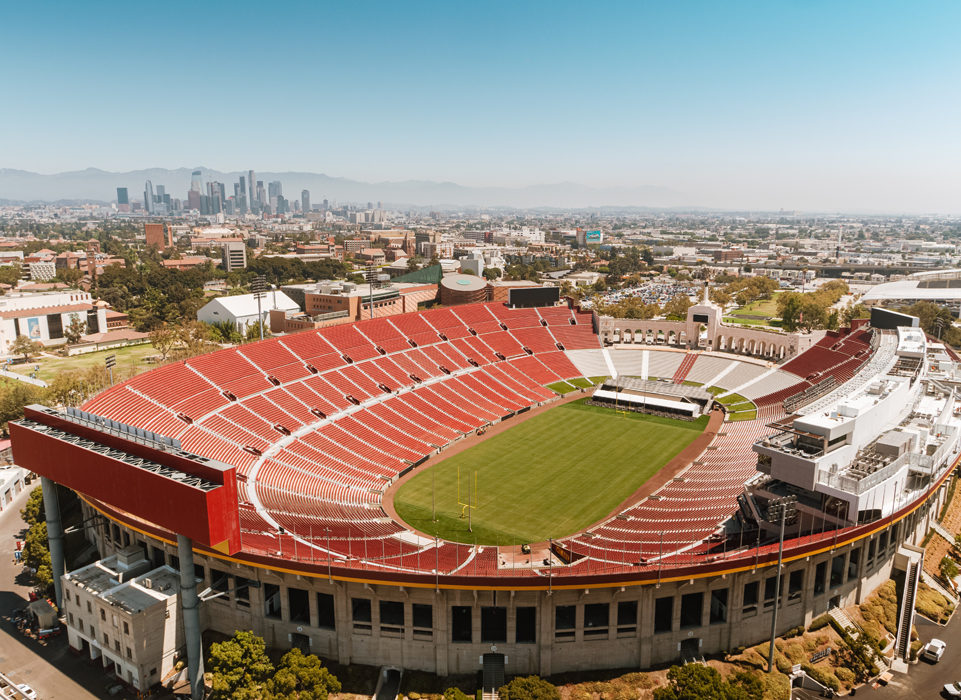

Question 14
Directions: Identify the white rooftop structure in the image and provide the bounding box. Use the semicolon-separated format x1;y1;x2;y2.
863;269;961;307
197;290;299;332
897;326;926;358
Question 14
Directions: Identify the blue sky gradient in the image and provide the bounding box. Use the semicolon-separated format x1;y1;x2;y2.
1;1;959;211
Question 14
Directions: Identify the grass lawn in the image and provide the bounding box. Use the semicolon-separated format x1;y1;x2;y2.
546;376;607;394
546;380;580;394
715;392;750;405
711;392;757;421
6;343;157;383
723;316;783;328
729;294;780;318
393;399;708;545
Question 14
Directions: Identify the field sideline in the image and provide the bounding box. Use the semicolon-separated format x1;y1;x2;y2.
393;399;708;545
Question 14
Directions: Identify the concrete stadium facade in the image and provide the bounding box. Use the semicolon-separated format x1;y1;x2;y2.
80;482;945;675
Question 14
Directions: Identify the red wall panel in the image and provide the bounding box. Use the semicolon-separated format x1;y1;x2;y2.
11;415;240;553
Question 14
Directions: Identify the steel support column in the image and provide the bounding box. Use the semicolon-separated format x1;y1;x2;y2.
178;535;205;700
40;477;64;609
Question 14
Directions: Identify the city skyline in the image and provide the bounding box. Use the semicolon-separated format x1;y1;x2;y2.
1;1;960;213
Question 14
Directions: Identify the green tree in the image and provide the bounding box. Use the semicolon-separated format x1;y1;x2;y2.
940;555;959;581
498;675;560;700
483;267;502;281
23;520;49;570
710;289;732;306
55;267;85;286
245;319;271;342
178;320;216;354
208;630;275;700
836;632;878;684
0;264;22;287
776;292;804;332
44;370;91;407
63;314;87;345
664;294;693;320
210;320;243;344
9;335;43;362
20;486;44;527
443;688;470;700
148;324;179;361
0;381;46;433
266;648;341;700
840;303;871;327
900;301;961;347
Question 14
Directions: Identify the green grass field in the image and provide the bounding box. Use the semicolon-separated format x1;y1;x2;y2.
393;399;708;545
5;343;157;383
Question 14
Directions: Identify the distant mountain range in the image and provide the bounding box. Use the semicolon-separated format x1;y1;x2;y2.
0;167;686;209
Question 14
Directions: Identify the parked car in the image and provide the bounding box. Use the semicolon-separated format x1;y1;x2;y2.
923;638;947;662
944;681;961;697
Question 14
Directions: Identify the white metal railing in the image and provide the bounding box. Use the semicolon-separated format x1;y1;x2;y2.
818;450;911;494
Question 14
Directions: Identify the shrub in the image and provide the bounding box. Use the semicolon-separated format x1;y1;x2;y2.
620;673;654;690
498;676;560;700
808;614;831;632
443;688;470;700
858;580;899;635
916;583;954;623
801;664;840;692
835;667;855;685
761;672;790;700
782;625;805;639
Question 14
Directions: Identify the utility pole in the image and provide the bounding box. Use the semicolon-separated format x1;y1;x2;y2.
251;275;267;341
766;496;797;674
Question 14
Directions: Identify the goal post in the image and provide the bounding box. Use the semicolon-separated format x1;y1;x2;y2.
457;466;478;532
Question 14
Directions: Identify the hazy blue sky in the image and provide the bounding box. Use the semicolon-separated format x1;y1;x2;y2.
2;1;959;211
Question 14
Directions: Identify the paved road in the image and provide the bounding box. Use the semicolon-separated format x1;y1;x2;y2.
0;484;118;699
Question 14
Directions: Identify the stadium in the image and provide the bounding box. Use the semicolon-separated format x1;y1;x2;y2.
11;292;961;692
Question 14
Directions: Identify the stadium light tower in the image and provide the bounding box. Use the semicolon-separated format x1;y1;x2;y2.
251;275;268;340
766;495;797;674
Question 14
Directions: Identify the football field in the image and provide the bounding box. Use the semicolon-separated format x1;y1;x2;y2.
393;399;708;545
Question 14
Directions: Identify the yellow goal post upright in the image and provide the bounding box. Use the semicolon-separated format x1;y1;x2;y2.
457;465;477;533
613;375;628;416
